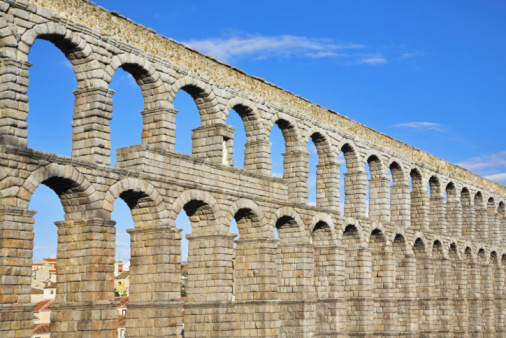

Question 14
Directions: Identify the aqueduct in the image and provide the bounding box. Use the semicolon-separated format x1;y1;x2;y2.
0;0;505;337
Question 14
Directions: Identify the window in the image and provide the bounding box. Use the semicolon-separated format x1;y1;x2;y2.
122;309;126;315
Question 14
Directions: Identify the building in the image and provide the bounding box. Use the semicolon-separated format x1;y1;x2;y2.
114;271;130;296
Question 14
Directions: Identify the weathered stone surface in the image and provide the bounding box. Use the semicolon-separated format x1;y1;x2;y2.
0;0;505;337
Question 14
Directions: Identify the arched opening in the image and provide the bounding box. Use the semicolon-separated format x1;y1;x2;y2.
487;197;499;245
112;198;133;298
448;243;461;331
465;247;480;332
306;136;318;206
475;192;487;242
232;207;276;336
174;89;202;156
340;144;364;218
175;197;230;336
491;251;502;332
499;202;505;244
341;225;362;333
312;221;337;335
389;162;407;227
225;108;247;168
369;229;392;334
478;248;490;331
27;39;77;156
393;234;412;333
109;67;144;166
414;238;431;330
461;188;474;239
432;240;449;331
276;214;313;336
270;119;298;179
410;169;427;231
269;122;285;178
367;155;388;221
445;182;460;237
428;176;444;233
30;184;63;335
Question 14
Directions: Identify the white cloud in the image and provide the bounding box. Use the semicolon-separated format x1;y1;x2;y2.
308;201;316;206
183;34;365;62
458;151;506;171
358;54;387;65
116;241;130;248
392;122;442;131
485;173;506;185
63;60;73;70
34;246;56;251
272;171;283;178
120;73;137;87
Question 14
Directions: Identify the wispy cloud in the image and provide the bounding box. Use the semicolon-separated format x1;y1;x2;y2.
359;54;387;65
485;173;506;185
63;60;73;70
392;122;443;131
183;34;368;63
34;246;57;251
457;151;506;171
272;171;283;178
399;51;425;60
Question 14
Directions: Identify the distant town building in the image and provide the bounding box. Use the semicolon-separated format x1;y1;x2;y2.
114;271;130;296
32;258;57;283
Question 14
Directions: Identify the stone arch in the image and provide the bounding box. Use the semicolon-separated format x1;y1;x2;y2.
17;163;95;219
366;154;385;179
369;227;392;334
310;213;336;238
393;233;414;332
338;141;361;172
169;189;219;234
17;22;93;66
268;112;304;154
274;207;307;242
105;53;170;111
428;175;441;197
446;182;457;200
102;178;168;227
410;168;428;231
168;76;219;125
366;154;389;221
221;198;269;239
224;97;268;170
304;127;339;208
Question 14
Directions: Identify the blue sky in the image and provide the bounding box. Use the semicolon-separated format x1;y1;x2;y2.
27;1;506;262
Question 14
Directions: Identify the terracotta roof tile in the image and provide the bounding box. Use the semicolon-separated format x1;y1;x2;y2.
114;296;129;308
33;323;50;334
115;270;130;279
118;315;126;327
33;299;54;312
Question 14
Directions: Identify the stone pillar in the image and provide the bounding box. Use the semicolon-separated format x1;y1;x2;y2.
438;257;453;335
140;108;177;150
410;188;429;232
71;87;115;165
0;58;31;147
429;196;446;234
234;238;279;337
0;206;35;338
51;218;118;337
125;225;183;337
416;253;434;335
373;248;396;335
454;260;469;336
475;205;488;243
481;262;495;336
368;176;390;222
494;264;504;336
391;183;410;228
462;202;475;241
243;139;272;176
316;159;340;210
344;171;367;218
446;196;462;237
349;247;373;335
467;262;482;336
283;150;309;204
313;244;340;336
487;207;500;247
403;254;418;335
183;232;236;337
191;124;235;165
277;242;315;337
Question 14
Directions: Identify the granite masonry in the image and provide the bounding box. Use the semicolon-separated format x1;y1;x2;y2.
0;0;505;337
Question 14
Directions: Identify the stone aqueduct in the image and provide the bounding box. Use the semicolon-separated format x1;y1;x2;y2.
0;0;505;337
